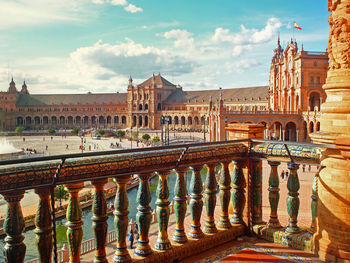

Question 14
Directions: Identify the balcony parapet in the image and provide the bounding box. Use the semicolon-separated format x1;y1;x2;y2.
249;140;328;163
0;141;247;193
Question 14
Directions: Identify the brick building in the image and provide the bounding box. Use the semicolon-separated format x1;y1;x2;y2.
0;39;327;142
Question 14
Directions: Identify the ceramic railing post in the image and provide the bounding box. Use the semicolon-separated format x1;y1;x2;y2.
204;163;218;234
230;160;244;224
286;163;300;233
155;170;172;250
113;176;131;263
65;183;84;263
172;167;188;243
91;179;108;263
135;173;153;256
267;161;281;228
217;161;231;229
188;166;204;238
309;171;318;234
3;191;26;263
34;188;53;263
251;159;262;225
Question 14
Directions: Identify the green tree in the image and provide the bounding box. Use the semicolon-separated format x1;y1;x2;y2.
116;130;125;142
48;128;56;134
152;136;160;143
54;185;68;210
132;132;139;140
71;128;80;135
97;129;105;136
142;133;151;141
15;126;24;135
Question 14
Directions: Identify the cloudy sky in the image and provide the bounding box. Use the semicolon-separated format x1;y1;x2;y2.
0;0;329;94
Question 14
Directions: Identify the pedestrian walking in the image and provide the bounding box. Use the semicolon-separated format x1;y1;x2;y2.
302;164;306;172
66;144;69;150
46;145;48;151
308;165;311;172
128;231;134;249
285;171;289;179
281;170;285;180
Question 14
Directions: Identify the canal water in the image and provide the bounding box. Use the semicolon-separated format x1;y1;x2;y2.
0;167;215;261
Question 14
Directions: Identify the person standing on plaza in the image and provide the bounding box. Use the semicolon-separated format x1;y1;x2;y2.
302;164;306;172
281;170;285;180
128;230;134;249
285;171;289;179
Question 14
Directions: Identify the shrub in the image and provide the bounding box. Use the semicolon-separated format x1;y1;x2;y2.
71;128;80;135
142;134;151;141
97;129;105;136
131;132;139;140
152;136;160;143
15;126;24;135
48;128;56;134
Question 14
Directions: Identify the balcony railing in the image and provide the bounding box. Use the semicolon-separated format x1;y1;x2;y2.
0;139;330;263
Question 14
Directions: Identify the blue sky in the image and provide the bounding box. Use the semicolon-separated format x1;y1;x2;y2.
0;0;329;94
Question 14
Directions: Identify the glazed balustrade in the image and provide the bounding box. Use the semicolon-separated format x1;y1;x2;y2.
0;140;248;263
249;139;328;251
0;139;331;262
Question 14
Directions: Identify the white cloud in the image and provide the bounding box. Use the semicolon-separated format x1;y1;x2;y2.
110;0;128;6
124;3;143;13
68;39;197;80
226;59;261;74
0;0;88;29
163;29;194;49
92;0;142;13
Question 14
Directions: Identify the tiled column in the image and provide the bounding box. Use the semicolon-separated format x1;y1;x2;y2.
135;173;153;256
172;167;188;243
34;188;53;263
230;160;244;224
266;161;281;228
204;163;218;234
286;163;300;233
188;165;204;238
2;191;26;263
91;179;108;263
65;183;84;263
217;161;232;229
113;176;131;263
155;170;172;250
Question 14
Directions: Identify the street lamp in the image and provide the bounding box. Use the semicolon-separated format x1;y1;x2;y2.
130;126;133;149
82;115;85;134
161;116;164;145
203;115;206;142
136;122;139;147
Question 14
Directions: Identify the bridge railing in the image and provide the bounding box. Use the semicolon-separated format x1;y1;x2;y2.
0;139;330;262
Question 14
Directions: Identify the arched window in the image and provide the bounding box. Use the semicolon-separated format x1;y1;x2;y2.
144;104;148;110
157;103;161;110
139;104;143;110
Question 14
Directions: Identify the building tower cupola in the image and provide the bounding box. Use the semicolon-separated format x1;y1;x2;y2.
128;76;133;87
21;80;29;94
8;77;17;93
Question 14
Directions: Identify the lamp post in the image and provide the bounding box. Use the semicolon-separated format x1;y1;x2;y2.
161;116;164;145
82;115;85;134
203;115;206;142
164;116;170;146
136;123;139;147
130;126;133;149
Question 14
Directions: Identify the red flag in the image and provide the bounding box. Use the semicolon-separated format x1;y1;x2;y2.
294;22;302;30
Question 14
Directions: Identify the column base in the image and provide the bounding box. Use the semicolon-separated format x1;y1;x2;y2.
154;239;172;250
204;222;218;234
134;241;152;257
172;229;188;243
113;251;132;263
188;225;204;239
217;216;232;230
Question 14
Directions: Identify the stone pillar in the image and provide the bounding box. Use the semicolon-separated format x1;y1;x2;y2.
309;1;350;261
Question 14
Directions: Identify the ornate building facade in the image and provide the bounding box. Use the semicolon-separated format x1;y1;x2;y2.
0;39;328;142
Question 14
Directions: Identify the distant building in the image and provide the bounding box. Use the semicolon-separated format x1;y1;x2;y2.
0;39;327;142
